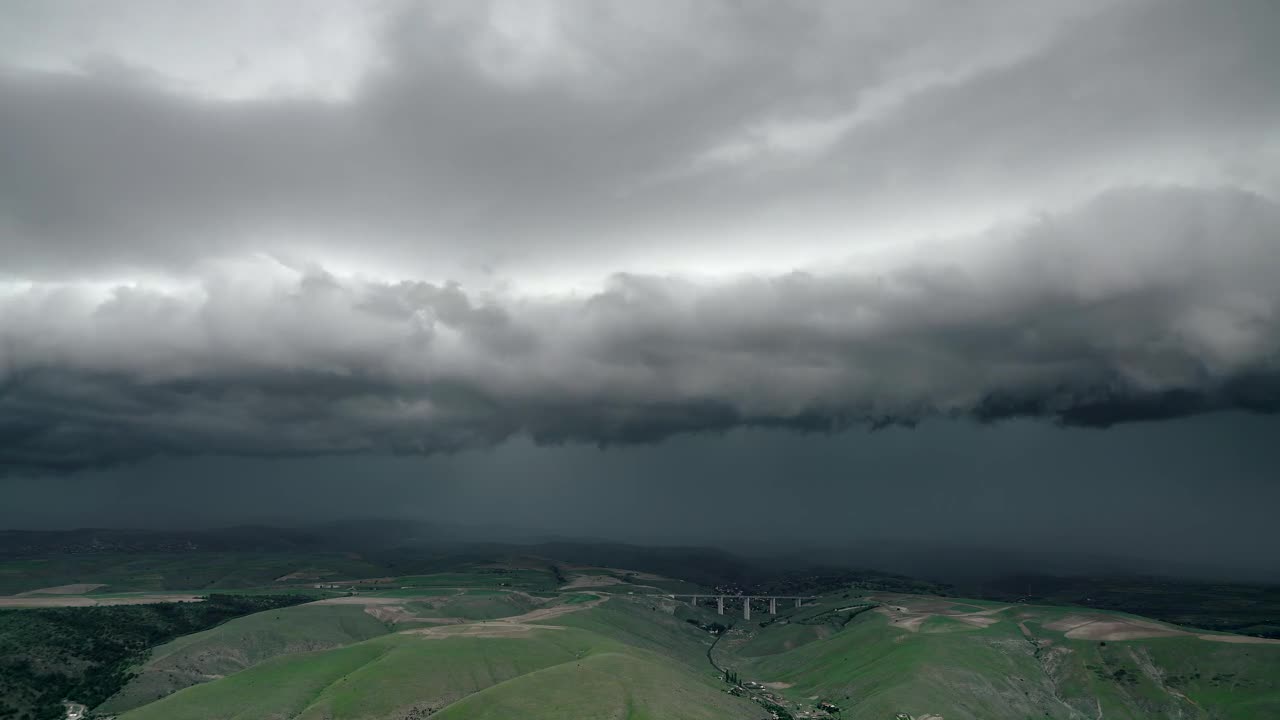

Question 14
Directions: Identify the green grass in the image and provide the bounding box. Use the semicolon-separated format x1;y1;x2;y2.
99;603;392;714
119;636;394;720
7;551;1273;720
733;621;833;657
433;650;755;720
551;597;719;671
721;598;1280;720
734;611;1064;719
0;594;311;720
1140;636;1280;716
108;590;615;715
117;617;762;720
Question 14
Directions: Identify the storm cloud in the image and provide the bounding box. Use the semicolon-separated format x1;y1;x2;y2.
2;0;1279;471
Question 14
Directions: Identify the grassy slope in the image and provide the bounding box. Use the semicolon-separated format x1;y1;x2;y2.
433;650;753;720
0;595;310;720
99;603;391;714
111;584;1280;720
551;596;720;669
119;621;762;719
1135;636;1280;717
728;596;1280;720
290;630;606;720
118;596;764;720
740;611;1066;719
119;637;391;720
105;590;557;713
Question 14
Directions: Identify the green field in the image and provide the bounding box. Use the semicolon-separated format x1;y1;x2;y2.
3;548;1278;719
717;593;1280;719
115;604;761;720
98;603;393;714
98;585;1280;720
0;594;313;720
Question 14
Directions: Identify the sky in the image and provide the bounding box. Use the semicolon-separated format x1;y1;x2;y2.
1;1;1278;578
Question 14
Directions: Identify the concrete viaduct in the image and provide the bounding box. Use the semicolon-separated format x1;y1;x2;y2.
669;594;817;620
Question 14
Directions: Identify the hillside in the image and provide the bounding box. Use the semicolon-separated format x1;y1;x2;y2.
115;596;763;720
0;594;312;720
719;592;1280;719
104;578;1280;720
2;551;1277;720
98;603;392;714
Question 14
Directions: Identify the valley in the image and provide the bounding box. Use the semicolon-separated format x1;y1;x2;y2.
1;533;1277;719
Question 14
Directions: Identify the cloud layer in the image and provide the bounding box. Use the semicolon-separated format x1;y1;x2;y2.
1;0;1279;471
4;186;1278;470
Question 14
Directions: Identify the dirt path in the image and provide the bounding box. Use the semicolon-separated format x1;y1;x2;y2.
1043;613;1278;644
309;593;462;606
401;593;606;639
873;597;1011;632
362;605;465;625
406;622;568;638
559;574;625;590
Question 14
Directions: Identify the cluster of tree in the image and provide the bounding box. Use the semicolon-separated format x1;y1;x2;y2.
753;569;950;597
684;618;727;635
0;594;311;720
970;574;1280;639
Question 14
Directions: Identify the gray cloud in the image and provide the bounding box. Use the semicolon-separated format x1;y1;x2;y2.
3;186;1278;471
2;1;1276;282
1;1;1279;472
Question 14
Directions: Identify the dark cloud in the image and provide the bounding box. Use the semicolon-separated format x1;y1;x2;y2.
2;1;1275;281
5;414;1280;581
1;1;1278;473
2;186;1278;471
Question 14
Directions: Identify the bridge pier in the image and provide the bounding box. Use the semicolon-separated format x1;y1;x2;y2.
670;594;813;615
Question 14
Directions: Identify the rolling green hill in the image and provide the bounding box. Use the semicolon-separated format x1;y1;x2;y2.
0;594;312;720
718;592;1280;719
98;603;392;714
116;616;763;720
431;650;753;720
0;549;1270;720
101;589;580;714
108;586;1280;720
